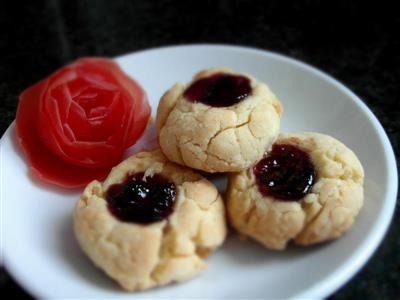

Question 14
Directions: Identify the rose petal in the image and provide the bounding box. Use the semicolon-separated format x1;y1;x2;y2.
49;84;72;122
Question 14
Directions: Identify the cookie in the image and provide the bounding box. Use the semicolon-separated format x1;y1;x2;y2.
227;132;364;250
156;68;283;173
74;150;227;291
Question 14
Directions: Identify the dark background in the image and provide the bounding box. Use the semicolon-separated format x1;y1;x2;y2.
1;0;399;299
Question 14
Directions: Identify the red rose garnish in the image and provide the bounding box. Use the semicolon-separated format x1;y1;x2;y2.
16;58;151;188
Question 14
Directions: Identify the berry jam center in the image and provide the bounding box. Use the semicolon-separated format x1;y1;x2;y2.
183;73;251;107
253;144;316;201
106;172;176;224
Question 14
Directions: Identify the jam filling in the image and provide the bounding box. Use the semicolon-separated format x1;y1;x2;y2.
106;172;176;224
183;73;251;107
253;144;316;201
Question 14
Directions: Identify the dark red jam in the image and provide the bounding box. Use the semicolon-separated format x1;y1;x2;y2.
253;144;316;201
183;73;251;107
106;172;176;224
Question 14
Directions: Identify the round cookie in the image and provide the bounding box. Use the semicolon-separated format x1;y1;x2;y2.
156;68;283;173
227;132;364;250
74;150;227;291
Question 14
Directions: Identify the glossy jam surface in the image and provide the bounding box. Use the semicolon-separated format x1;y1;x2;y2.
106;172;176;224
183;73;251;107
253;144;316;201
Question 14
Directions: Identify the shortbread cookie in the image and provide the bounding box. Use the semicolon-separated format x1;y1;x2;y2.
227;132;364;249
74;150;227;291
157;68;283;173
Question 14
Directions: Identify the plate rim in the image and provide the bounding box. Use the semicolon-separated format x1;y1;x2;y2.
2;43;398;299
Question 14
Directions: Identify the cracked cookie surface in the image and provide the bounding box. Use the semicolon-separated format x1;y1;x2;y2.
74;149;227;291
227;132;364;249
156;68;283;173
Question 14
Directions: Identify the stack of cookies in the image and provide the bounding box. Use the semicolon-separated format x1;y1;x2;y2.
74;68;364;291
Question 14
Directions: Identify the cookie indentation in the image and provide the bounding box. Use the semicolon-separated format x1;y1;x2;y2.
183;73;251;107
254;144;316;200
106;172;176;224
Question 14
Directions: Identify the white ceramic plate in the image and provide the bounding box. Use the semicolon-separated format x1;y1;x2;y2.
1;45;397;299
